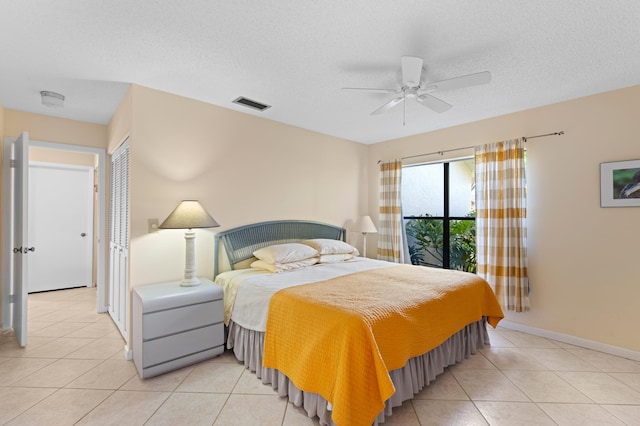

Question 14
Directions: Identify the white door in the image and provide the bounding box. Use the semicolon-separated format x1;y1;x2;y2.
28;162;93;293
108;139;129;338
1;132;30;346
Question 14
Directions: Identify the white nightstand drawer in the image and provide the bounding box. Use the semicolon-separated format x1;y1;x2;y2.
132;278;226;378
142;324;224;368
142;299;223;340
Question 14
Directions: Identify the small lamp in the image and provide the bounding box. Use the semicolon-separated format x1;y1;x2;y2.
159;200;219;286
353;215;377;258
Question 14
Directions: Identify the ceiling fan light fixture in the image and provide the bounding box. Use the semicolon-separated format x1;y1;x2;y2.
40;91;65;108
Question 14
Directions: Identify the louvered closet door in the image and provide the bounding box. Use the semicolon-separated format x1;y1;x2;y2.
109;139;129;338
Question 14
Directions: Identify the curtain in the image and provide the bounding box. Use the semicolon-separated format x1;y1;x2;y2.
377;159;408;263
475;139;530;312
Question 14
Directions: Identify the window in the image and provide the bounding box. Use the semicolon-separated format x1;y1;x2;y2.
402;158;476;272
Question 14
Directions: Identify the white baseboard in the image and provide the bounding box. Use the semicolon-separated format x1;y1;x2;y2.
124;345;133;361
498;320;640;362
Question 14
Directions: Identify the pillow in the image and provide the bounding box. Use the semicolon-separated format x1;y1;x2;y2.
253;243;318;264
301;239;360;256
250;257;318;273
318;253;355;263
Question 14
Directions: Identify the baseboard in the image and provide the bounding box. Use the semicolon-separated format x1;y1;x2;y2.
124;345;133;361
498;320;640;362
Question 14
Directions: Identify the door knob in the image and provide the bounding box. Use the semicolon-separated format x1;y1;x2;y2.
13;247;35;253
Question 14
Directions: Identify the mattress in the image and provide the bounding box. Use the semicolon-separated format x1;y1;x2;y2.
216;257;391;331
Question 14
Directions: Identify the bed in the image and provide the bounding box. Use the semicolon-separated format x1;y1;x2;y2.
213;220;504;426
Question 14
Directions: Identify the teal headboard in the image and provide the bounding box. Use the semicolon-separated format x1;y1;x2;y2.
213;220;346;277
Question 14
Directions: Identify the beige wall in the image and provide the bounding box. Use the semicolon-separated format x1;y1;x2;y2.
4;83;638;355
0;101;4;325
128;85;369;286
118;85;368;344
4;110;107;148
369;85;640;352
29;147;96;166
108;85;132;153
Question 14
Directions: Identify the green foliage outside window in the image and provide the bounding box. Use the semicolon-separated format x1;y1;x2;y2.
406;212;477;273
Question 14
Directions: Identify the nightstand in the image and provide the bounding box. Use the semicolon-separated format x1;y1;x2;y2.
132;278;224;378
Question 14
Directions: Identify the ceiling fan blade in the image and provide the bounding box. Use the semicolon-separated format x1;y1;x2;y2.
424;71;491;92
416;94;453;113
371;96;404;115
401;56;423;86
342;87;399;93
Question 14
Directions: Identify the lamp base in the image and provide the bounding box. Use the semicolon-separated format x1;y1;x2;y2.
180;277;201;287
181;230;200;286
363;232;368;258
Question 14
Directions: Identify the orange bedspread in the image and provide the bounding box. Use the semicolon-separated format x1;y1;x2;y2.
263;264;504;426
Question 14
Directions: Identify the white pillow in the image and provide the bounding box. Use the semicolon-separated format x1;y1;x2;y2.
250;258;318;273
318;253;355;263
301;239;360;256
253;243;318;264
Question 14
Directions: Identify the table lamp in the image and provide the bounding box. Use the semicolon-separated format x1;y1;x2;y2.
159;200;219;286
353;215;377;258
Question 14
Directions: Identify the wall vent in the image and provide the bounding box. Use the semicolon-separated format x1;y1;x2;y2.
232;96;271;111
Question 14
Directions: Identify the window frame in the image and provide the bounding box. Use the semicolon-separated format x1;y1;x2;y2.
403;158;476;271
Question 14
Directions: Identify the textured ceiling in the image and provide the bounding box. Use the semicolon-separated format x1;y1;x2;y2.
1;1;639;144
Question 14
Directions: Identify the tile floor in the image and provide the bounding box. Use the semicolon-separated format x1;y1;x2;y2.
1;287;639;425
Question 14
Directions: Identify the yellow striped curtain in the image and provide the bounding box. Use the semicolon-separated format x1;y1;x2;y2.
475;139;530;312
377;159;406;263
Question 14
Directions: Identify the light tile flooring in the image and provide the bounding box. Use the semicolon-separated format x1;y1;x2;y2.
1;287;640;425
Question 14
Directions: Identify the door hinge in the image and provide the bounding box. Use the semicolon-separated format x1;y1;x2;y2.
9;159;16;168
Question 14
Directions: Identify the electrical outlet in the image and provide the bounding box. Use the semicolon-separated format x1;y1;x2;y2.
148;218;159;233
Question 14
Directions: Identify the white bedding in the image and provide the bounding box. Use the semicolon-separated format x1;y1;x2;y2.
215;257;391;331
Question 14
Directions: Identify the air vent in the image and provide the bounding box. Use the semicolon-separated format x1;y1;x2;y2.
232;96;271;111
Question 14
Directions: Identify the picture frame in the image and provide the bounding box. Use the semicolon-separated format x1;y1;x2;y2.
600;159;640;207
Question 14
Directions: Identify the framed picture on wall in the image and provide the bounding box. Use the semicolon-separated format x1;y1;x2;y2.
600;159;640;207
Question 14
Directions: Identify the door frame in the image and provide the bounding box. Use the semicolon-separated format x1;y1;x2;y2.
1;137;13;329
3;137;107;313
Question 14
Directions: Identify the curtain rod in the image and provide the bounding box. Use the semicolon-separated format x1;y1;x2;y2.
378;131;565;163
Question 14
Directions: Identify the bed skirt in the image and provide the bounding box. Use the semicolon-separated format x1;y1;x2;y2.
226;318;490;425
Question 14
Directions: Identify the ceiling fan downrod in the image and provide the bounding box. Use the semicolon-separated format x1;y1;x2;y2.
403;88;406;126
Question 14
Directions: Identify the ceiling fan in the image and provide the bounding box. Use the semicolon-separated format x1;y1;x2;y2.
343;56;491;123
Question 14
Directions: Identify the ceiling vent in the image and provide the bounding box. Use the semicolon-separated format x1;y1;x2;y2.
232;96;271;112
